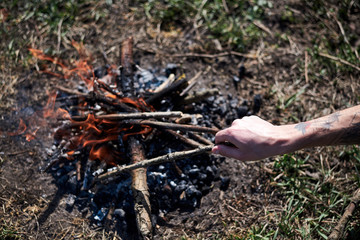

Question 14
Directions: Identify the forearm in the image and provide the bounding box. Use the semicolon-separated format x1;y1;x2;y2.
285;105;360;151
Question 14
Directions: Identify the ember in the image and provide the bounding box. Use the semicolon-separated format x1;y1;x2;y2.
2;37;257;238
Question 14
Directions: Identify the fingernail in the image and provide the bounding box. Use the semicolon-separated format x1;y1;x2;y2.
212;148;219;155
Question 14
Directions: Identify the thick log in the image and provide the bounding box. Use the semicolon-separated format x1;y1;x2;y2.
120;37;152;240
129;138;152;240
120;37;135;97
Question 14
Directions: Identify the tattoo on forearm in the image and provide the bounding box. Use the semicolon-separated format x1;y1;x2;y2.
322;112;341;130
295;122;311;135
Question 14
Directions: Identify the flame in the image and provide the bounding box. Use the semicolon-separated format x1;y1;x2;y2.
21;43;156;166
29;43;96;90
7;118;27;136
89;144;124;166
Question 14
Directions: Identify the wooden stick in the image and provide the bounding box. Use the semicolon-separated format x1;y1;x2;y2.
69;111;183;121
180;88;219;105
97;145;214;181
169;51;257;59
188;132;213;146
328;188;360;240
145;77;188;104
96;111;183;120
305;51;309;84
120;36;152;240
129;138;152;240
124;120;218;134
164;129;204;148
319;52;360;72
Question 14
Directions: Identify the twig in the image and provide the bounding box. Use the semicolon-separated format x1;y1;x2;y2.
169;51;257;59
145;77;188;104
97;145;214;181
305;51;309;83
124;120;218;134
319;52;360;72
188;132;213;145
180;88;219;104
164;129;204;148
180;71;203;97
56;86;87;97
96;111;183;120
328;188;360;240
253;20;274;38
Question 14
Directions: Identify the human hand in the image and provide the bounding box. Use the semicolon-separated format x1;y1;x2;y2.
212;116;291;161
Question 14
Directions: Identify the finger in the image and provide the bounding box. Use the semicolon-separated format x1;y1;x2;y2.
212;144;244;160
214;129;237;145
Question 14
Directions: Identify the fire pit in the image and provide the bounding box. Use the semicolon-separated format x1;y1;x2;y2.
2;37;258;239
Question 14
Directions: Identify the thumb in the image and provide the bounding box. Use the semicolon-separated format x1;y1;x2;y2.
212;144;244;160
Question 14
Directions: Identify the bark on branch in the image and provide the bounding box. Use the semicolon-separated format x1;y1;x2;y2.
97;145;214;181
124;120;218;134
328;188;360;240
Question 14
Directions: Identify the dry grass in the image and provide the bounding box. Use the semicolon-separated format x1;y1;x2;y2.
0;0;360;239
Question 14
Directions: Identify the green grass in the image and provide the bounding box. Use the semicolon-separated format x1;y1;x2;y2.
0;222;21;240
141;0;273;52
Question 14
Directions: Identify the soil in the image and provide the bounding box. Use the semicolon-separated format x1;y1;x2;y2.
1;1;360;239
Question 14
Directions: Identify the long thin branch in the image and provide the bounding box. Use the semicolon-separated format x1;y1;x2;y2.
96;111;183;120
328;188;360;240
169;51;257;59
70;111;184;121
97;145;214;181
319;52;360;72
124;120;218;134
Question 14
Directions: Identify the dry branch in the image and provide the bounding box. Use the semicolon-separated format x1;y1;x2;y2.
319;52;360;72
124;120;218;134
97;145;214;181
95;111;183;120
328;188;360;240
145;77;188;104
169;51;258;59
121;37;152;240
164;129;204;148
180;88;219;105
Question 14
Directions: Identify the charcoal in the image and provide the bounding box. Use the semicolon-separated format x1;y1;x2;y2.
219;103;228;116
66;175;79;194
94;207;108;222
94;65;109;78
236;105;249;119
165;63;177;77
188;168;200;179
232;75;240;90
57;174;69;187
229;98;238;109
185;185;202;198
114;208;126;218
253;94;262;114
66;194;76;210
238;65;246;80
220;176;230;191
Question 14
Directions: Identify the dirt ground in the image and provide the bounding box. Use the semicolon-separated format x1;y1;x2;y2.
1;0;360;239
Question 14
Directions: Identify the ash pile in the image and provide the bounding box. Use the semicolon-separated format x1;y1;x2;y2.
38;38;261;239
